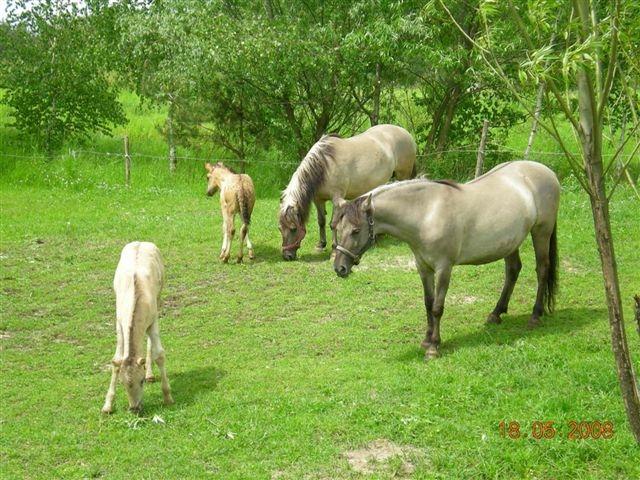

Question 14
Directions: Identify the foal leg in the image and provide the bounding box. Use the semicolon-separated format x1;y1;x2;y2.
487;250;522;324
222;214;235;263
237;223;248;263
145;337;155;381
529;227;552;328
219;216;229;260
314;200;327;251
425;266;452;360
148;321;174;405
245;230;255;259
101;365;120;413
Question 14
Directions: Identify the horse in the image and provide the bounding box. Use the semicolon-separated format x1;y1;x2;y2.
332;161;560;360
279;124;416;261
102;242;173;413
205;162;256;263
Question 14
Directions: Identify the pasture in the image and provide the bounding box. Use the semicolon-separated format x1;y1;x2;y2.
1;174;639;478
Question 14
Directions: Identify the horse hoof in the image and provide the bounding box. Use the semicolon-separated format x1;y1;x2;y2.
221;255;230;263
145;375;156;383
248;250;255;260
164;395;175;406
527;317;541;329
101;405;114;414
486;313;502;325
424;347;439;360
237;257;243;264
420;339;431;350
315;243;327;252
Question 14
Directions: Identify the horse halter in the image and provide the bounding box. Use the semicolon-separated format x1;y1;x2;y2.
282;224;307;252
335;212;375;265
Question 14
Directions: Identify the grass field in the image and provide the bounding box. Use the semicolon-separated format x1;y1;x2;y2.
1;179;639;478
2;92;640;478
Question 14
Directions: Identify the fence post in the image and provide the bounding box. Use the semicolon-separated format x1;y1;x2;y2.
475;119;489;178
124;135;131;186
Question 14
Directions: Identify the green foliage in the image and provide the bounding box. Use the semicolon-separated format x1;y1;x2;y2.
0;0;126;153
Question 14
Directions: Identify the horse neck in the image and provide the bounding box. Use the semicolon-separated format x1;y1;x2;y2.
215;169;234;186
281;169;314;224
371;184;429;243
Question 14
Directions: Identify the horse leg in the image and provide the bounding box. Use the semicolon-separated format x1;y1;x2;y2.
237;223;248;263
418;265;435;350
145;336;155;382
487;249;522;324
148;320;173;405
314;200;327;251
101;364;119;413
529;227;552;328
425;265;452;360
219;214;228;260
245;229;255;259
222;214;235;263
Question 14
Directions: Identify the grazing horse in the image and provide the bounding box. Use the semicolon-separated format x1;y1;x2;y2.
279;124;416;260
332;161;560;360
205;162;256;263
102;242;173;413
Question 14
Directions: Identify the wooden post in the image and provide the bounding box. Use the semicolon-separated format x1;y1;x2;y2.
475;119;489;178
124;135;131;186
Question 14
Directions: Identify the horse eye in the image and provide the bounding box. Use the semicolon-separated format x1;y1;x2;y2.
352;229;360;235
291;227;297;233
140;379;144;386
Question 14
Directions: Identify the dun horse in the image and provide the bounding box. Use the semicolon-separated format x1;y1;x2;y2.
332;161;560;360
279;124;416;260
205;162;256;263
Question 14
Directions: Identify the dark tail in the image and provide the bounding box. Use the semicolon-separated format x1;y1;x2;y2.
410;160;417;179
546;222;558;313
236;188;251;225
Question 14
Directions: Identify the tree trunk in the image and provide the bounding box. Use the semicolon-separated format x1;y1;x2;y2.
577;66;640;442
523;81;545;160
435;84;461;154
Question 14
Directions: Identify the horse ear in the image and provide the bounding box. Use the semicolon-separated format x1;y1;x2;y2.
360;194;372;213
334;198;347;210
205;162;213;172
136;357;146;367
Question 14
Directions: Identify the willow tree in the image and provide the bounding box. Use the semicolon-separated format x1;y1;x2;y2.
439;0;640;441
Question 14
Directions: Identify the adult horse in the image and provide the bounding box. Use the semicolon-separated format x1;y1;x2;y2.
332;161;560;360
279;124;416;260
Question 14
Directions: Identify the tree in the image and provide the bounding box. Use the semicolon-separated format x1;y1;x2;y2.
0;0;125;154
441;0;640;442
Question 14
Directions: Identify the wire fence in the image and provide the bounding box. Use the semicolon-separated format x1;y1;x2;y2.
3;145;637;164
2;141;637;194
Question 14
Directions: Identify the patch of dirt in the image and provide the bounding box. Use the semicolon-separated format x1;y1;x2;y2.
562;258;583;274
344;439;426;476
447;293;479;305
359;255;416;272
0;331;12;340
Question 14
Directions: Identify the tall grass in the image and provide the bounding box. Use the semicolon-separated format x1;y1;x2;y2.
1;90;638;195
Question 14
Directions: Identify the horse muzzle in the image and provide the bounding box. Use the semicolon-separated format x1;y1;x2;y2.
334;263;351;278
282;249;298;261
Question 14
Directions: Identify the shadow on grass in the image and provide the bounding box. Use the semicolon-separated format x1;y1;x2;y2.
397;307;604;362
144;365;226;414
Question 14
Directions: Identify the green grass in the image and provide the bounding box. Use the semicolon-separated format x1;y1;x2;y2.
1;181;639;479
1;91;640;478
